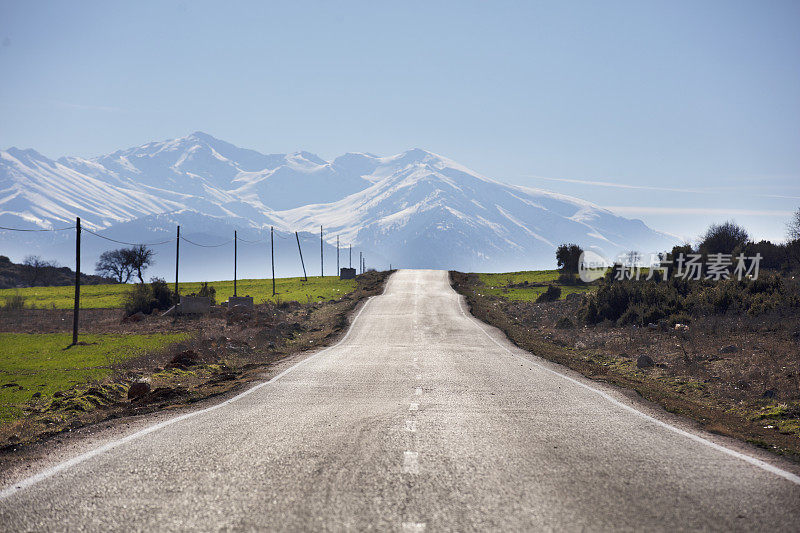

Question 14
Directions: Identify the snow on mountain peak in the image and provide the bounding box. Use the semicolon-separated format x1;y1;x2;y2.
0;133;678;274
4;147;49;165
186;130;218;142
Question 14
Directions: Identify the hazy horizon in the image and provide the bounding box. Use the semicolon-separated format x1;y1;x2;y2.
1;0;798;243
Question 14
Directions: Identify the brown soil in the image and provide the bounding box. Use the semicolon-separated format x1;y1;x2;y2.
0;271;390;453
451;271;800;463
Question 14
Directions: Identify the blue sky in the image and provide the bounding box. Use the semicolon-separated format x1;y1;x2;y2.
1;0;798;243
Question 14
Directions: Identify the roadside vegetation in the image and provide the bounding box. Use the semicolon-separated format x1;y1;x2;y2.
453;214;800;462
0;271;389;450
0;333;189;425
0;255;113;290
475;270;596;302
0;276;357;310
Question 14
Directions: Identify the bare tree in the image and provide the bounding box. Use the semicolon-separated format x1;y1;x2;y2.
787;208;800;271
22;255;57;286
626;250;642;266
95;249;134;283
123;245;155;284
788;208;800;242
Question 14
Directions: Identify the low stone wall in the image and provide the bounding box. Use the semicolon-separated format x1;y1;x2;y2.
226;295;254;308
179;295;213;314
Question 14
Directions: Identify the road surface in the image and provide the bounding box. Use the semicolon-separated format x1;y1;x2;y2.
2;269;799;531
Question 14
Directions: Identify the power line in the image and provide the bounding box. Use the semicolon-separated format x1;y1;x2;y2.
82;228;173;246
0;225;75;232
236;236;266;244
179;235;234;248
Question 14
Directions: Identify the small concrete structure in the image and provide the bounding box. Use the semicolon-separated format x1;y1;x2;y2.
340;268;356;280
226;295;254;308
178;295;213;314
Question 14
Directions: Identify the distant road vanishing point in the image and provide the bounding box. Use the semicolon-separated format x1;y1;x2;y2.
2;270;799;531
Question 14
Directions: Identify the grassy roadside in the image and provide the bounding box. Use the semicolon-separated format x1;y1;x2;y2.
451;270;800;463
0;271;390;451
0;333;189;425
0;276;356;309
475;270;597;301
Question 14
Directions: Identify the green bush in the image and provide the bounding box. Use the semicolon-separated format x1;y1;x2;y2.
579;272;796;326
3;294;26;310
123;278;175;316
123;284;152;316
189;282;216;305
536;285;561;303
150;278;173;310
557;272;580;285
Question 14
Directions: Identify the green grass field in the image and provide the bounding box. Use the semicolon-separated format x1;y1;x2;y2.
0;332;189;424
476;270;596;301
0;276;357;310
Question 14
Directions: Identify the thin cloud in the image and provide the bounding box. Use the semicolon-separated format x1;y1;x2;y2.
759;194;800;200
524;175;800;199
603;206;794;217
526;175;702;194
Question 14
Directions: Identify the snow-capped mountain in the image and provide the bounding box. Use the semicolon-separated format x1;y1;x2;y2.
0;132;677;279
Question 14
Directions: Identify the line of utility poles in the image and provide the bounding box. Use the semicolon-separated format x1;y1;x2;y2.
69;222;372;345
270;226;276;295
233;230;238;296
72;217;81;345
174;226;180;300
295;231;308;282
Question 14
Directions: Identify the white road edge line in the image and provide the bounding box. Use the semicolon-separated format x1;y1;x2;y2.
0;295;380;501
455;294;800;487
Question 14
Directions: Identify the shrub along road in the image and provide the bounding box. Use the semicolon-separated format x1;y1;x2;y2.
452;270;800;462
1;270;799;530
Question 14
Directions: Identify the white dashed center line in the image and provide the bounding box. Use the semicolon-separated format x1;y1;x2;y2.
403;451;420;474
414;387;422;396
409;403;419;411
402;522;426;532
405;420;417;432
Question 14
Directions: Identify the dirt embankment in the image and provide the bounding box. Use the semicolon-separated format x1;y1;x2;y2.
451;271;800;463
0;271;390;452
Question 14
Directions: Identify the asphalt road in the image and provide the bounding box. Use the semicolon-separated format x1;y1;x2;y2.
2;269;799;531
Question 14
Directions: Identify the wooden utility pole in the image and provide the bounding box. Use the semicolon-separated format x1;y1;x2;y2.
336;235;339;276
234;230;238;297
320;225;323;278
271;226;276;296
71;217;81;345
295;231;307;282
175;225;180;301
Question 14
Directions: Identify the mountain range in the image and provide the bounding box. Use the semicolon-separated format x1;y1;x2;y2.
0;132;678;281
